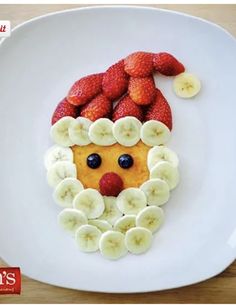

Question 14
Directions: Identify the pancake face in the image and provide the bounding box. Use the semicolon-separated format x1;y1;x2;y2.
46;115;181;260
72;141;150;190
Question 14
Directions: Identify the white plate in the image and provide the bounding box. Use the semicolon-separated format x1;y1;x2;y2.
0;6;236;293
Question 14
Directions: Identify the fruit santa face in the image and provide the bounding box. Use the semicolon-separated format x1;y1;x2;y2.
45;114;180;260
44;51;201;259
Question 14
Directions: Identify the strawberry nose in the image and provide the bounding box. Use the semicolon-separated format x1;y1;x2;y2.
99;172;124;197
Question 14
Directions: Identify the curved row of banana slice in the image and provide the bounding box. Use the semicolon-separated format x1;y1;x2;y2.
58;204;163;259
52;180;176;218
50;116;171;148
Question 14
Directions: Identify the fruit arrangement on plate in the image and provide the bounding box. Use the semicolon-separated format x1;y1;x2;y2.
44;51;201;260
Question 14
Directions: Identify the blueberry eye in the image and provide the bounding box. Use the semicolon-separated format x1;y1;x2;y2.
87;153;102;169
118;154;133;169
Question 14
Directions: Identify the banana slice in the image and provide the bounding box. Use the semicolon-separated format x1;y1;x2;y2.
73;188;105;219
47;161;77;188
57;208;87;235
150;161;180;190
44;145;73;170
99;231;128;260
117;188;147;215
68;117;92;146
53;178;84;207
140;178;170;206
147;146;179;171
88;219;112;233
114;215;136;234
99;196;123;225
140;120;171;146
88;118;116;146
113;116;142;147
125;227;152;254
173;72;201;98
136;206;164;233
75;224;102;252
50;116;75;147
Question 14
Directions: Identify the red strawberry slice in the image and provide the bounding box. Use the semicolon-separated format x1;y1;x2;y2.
99;172;124;197
102;60;129;100
80;93;112;121
67;73;104;106
153;52;185;76
128;76;156;105
51;98;79;125
124;51;153;77
145;89;172;130
112;95;143;122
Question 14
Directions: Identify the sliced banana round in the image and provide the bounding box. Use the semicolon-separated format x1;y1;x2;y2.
114;215;136;234
75;224;102;252
117;188;147;215
58;208;87;235
113;116;142;147
44;145;73;170
88;219;112;233
50;116;75;147
99;196;123;225
136;206;164;233
88;118;116;146
73;188;105;219
47;161;77;188
68;117;92;146
141;120;171;146
147;146;179;171
99;231;127;260
53;178;84;207
140;178;170;206
125;227;152;254
173;72;201;98
150;161;180;190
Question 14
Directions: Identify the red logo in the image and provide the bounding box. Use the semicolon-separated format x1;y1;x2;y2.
0;25;6;32
0;268;21;294
0;21;11;37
